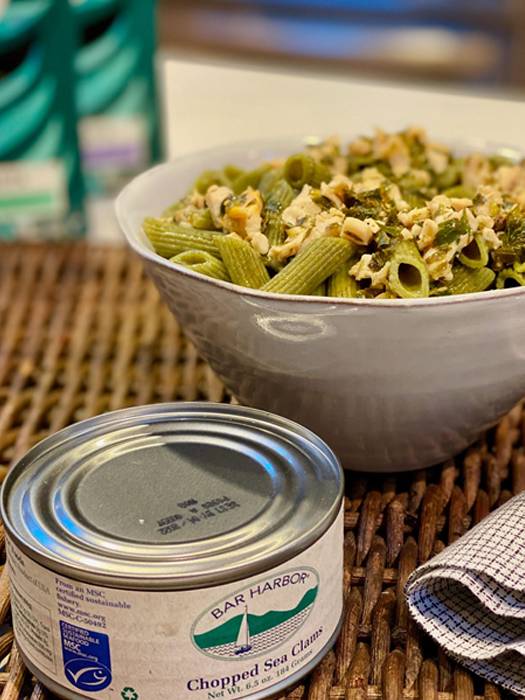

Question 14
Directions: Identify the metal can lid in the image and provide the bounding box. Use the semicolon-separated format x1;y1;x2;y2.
1;403;343;590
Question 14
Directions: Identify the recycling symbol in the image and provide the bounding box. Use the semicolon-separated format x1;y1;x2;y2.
121;688;138;700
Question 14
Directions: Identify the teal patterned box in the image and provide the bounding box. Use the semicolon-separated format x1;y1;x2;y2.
0;0;85;239
73;0;161;197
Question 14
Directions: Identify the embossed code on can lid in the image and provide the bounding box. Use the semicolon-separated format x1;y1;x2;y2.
1;403;343;590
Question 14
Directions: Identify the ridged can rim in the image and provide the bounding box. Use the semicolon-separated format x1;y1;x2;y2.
1;402;344;590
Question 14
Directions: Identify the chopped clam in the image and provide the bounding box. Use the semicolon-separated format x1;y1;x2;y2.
423;246;456;282
416;220;439;251
350;255;390;289
309;209;345;239
349;137;372;156
426;148;448;174
398;207;430;227
222;188;268;254
342;217;374;245
480;227;502;250
282;185;321;228
450;198;473;211
205;185;233;227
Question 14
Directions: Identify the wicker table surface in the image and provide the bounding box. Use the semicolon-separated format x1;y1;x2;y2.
0;243;523;700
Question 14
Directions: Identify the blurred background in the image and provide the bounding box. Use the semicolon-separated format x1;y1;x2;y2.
1;0;524;243
159;0;525;91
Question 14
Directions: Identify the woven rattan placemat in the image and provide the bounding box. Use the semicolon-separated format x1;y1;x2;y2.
0;243;523;700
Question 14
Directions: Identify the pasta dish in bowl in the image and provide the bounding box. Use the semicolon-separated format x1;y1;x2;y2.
116;129;525;472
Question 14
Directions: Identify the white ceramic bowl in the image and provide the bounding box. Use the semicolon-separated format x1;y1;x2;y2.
116;139;525;472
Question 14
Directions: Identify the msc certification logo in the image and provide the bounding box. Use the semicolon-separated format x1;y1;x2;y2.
64;658;112;692
60;621;112;692
192;568;319;660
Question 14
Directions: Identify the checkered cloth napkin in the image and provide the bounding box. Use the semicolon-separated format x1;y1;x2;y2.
406;491;525;694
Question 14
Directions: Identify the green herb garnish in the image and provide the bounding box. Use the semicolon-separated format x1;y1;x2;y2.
435;211;470;247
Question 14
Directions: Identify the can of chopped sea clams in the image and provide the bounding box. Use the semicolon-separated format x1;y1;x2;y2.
1;403;344;700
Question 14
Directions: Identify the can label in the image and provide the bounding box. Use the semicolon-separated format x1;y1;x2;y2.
6;507;343;700
0;160;68;239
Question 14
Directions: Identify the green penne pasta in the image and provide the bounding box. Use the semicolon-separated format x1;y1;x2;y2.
232;164;272;194
346;153;376;174
258;167;284;198
500;209;525;259
443;185;476;199
496;269;525;288
284;153;331;189
189;208;217;231
327;264;359;298
263;179;295;249
162;200;186;218
402;191;427;209
216;236;270;289
489;154;515;169
266;178;295;209
143;218;221;258
170;250;230;281
262;238;354;295
434;161;460;189
447;266;495;294
223;164;245;183
458;234;489;269
492;246;517;269
193;170;228;194
311;283;326;296
388;240;430;299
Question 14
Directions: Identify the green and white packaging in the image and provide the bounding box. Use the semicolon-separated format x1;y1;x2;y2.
72;0;161;197
0;0;85;239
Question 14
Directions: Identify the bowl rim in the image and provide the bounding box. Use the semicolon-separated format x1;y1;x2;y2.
116;138;525;309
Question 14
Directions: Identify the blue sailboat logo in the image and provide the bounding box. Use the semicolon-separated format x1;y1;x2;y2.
234;606;252;656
